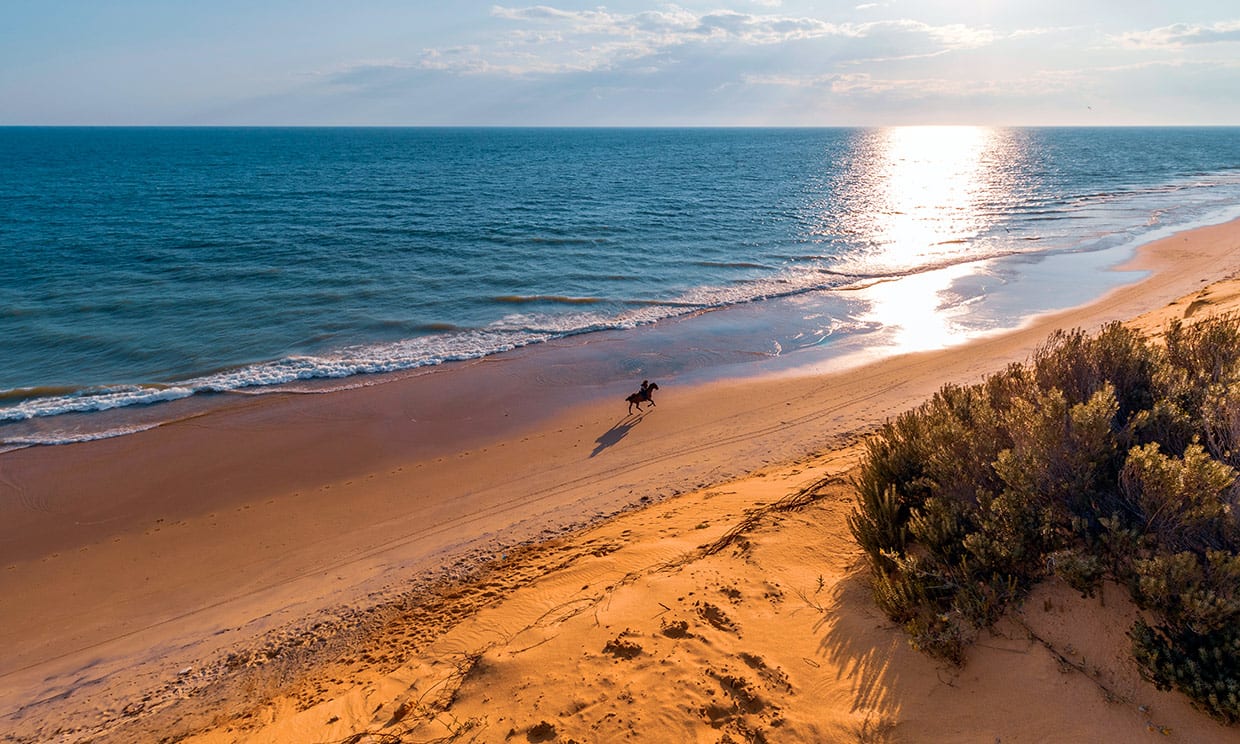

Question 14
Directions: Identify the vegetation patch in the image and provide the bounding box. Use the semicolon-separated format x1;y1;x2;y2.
848;317;1240;722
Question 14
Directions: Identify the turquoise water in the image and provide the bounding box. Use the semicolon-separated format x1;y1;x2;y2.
3;126;1240;446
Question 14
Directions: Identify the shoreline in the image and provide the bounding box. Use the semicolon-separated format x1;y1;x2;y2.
3;218;1240;741
0;204;1193;456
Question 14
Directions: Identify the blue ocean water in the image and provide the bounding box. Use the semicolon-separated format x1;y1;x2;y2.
2;126;1240;448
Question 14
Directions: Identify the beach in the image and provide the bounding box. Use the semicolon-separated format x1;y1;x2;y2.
3;217;1240;742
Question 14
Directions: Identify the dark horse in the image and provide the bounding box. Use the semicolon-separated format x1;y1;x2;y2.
626;382;659;414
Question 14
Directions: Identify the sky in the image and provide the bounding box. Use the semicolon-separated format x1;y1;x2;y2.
2;1;1238;126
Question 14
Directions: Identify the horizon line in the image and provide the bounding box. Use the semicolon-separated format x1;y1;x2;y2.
3;123;1238;130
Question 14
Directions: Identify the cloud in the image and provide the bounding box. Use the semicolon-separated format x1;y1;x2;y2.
467;5;996;74
1006;26;1078;40
312;5;1002;91
871;19;996;49
320;45;544;82
489;4;846;46
300;4;1031;124
1116;20;1240;48
741;68;1082;99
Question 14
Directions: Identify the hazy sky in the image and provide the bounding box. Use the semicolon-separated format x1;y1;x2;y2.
3;1;1238;126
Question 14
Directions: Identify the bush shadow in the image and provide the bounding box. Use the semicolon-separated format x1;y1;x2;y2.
814;567;909;731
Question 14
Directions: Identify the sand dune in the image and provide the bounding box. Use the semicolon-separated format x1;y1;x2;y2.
185;449;1235;743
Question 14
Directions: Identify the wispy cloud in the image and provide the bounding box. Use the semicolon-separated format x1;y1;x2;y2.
394;5;998;77
741;69;1083;98
866;19;996;49
1116;20;1240;48
292;5;1240;126
489;5;849;47
1007;26;1079;39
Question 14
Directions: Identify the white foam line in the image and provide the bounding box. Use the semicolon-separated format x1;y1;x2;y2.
2;421;166;449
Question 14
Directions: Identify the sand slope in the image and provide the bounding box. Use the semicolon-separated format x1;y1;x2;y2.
184;447;1236;743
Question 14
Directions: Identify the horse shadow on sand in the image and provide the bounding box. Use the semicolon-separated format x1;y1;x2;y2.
590;412;645;458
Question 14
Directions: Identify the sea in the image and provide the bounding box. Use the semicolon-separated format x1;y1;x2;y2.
3;126;1240;451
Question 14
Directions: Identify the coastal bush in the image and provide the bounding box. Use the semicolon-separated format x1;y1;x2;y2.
1120;442;1237;553
1202;382;1240;468
1130;619;1240;723
848;313;1240;723
846;484;907;574
1163;316;1240;389
1032;323;1157;424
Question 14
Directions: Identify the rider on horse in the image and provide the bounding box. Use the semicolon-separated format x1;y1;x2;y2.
627;380;659;414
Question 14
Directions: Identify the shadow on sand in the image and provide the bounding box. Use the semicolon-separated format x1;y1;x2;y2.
590;413;644;458
813;569;907;738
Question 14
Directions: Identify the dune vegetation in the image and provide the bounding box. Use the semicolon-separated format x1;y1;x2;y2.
850;315;1240;723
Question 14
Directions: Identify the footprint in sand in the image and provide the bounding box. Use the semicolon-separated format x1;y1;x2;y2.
708;670;766;714
525;720;557;742
660;618;696;639
695;601;738;634
739;652;793;693
603;634;643;660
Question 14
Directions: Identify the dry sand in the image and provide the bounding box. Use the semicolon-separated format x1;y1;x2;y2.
4;219;1240;742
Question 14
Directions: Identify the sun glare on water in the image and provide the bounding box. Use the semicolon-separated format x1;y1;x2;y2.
870;125;999;264
848;125;1016;354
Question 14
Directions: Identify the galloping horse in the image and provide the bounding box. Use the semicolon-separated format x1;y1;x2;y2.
626;381;659;414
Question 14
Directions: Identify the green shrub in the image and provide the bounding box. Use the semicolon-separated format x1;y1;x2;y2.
846;314;1240;722
908;495;972;565
1202;382;1240;468
1155;315;1240;442
1121;442;1236;553
871;556;925;623
1133;549;1240;632
1129;398;1197;458
1032;322;1157;423
1048;547;1106;597
992;385;1121;526
1131;619;1240;723
1163;315;1240;388
847;484;908;573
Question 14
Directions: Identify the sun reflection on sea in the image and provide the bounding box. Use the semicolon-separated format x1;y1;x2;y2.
868;126;998;267
855;262;983;354
831;126;1019;356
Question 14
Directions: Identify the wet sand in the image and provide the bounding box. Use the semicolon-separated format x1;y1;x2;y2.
2;219;1240;741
